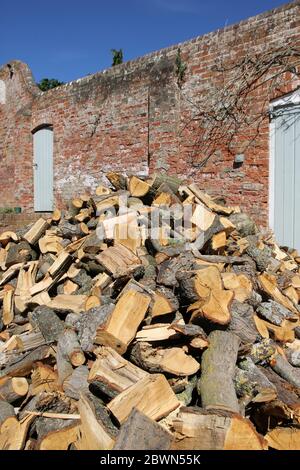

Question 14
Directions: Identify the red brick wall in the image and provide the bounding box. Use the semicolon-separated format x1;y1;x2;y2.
0;1;300;227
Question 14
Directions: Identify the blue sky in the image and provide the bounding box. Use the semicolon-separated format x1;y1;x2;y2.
0;0;287;83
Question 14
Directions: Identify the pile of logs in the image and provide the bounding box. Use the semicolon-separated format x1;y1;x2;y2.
0;171;300;450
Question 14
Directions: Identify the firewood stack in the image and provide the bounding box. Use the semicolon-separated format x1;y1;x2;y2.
0;171;300;450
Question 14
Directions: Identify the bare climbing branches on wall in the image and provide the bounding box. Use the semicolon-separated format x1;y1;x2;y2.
182;46;300;168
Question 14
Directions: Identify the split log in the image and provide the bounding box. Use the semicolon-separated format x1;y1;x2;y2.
198;331;240;413
0;414;34;450
88;346;147;399
150;174;182;195
75;393;115;450
135;323;182;342
29;306;64;343
228;300;258;345
171;407;267;450
6;241;37;268
129;176;150;197
188;288;233;325
129;342;200;376
228;212;257;237
0;345;50;379
107;374;180;424
114;408;173;450
48;252;73;278
221;272;252;302
39;422;80;450
188;183;235;216
0;400;16;426
95;288;151;354
151;287;179;318
265;427;300;450
75;304;115;353
96;244;141;278
234;358;277;403
285;348;300;367
56;336;73;386
106;172;127;190
0;377;29;403
59;328;85;367
270;353;300;388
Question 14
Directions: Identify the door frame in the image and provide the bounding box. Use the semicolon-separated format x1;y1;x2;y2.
32;125;54;212
269;88;300;232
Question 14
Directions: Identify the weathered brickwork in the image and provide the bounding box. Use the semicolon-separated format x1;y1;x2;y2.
0;2;300;226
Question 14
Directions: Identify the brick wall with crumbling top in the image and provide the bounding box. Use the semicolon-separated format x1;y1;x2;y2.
0;1;300;226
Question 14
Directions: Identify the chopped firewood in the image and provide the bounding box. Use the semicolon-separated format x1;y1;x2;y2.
188;288;233;325
39;422;80;450
135;322;182;342
258;273;299;314
222;272;252;302
0;170;299;450
270;353;300;388
130;342;200;376
48;252;73;278
0;414;34;450
151;287;179;317
85;294;101;310
0;400;16;426
114;408;173;450
75;394;115;450
129;176;150;197
171;408;267;450
48;294;88;313
0;377;29;403
211;231;227;252
31;363;60;395
96;243;141;277
23;218;49;245
265;427;300;450
88;346;148;398
62;366;89;400
95;288;151;354
108;374;180;424
198;331;240;413
58;328;85;367
3;288;14;325
96;185;111;196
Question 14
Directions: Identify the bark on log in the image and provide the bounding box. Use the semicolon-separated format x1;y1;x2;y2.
0;377;29;403
114;408;173;450
270;354;300;388
198;331;240;413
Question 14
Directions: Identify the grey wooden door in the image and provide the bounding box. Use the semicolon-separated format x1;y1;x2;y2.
33;127;53;212
272;105;300;250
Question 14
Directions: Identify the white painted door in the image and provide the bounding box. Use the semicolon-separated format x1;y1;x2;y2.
271;105;300;250
33;127;53;211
